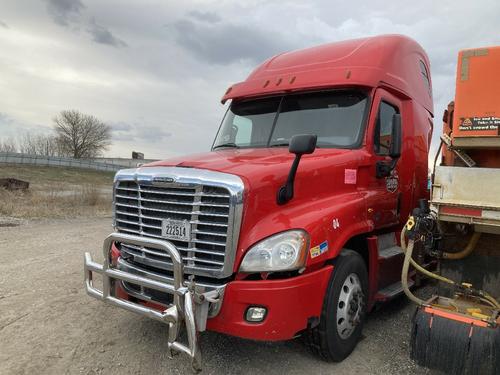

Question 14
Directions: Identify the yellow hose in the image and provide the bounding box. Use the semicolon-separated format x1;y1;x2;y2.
401;237;425;305
400;229;455;285
442;232;481;260
400;222;500;310
483;293;500;309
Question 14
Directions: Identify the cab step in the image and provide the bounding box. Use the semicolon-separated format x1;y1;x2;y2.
377;233;404;259
378;245;404;259
375;279;415;302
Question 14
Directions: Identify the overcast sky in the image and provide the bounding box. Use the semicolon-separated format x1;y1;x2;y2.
1;0;499;159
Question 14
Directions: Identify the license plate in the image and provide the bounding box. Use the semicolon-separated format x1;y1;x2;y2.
161;219;191;242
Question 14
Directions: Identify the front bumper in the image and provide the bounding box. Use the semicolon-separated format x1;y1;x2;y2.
207;266;333;341
113;261;334;341
84;232;334;370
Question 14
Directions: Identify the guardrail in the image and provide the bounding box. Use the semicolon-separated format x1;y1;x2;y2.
86;157;158;168
0;152;123;172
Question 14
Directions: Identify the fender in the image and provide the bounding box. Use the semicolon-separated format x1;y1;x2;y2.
234;191;372;273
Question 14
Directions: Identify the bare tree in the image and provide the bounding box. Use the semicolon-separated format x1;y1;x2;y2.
36;134;61;156
18;133;40;155
53;110;111;158
0;137;17;152
17;133;61;156
17;133;35;154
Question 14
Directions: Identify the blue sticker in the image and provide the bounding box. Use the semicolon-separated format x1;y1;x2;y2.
319;241;328;254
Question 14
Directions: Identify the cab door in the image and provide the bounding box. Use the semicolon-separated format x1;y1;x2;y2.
365;88;403;229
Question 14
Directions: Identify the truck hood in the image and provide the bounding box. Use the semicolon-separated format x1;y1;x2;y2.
144;147;370;272
145;148;352;181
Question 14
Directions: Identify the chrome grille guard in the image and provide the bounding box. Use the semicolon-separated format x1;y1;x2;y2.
84;232;223;372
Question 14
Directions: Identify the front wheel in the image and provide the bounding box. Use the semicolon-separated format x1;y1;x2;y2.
306;249;368;361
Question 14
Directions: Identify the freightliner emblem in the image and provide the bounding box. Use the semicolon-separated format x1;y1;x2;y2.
152;176;176;184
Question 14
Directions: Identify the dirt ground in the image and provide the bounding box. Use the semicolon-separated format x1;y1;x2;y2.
0;218;432;375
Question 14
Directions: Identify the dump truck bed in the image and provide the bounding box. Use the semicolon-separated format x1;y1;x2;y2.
432;166;500;232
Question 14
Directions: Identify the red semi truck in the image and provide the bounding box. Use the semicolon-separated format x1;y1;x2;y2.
84;34;433;370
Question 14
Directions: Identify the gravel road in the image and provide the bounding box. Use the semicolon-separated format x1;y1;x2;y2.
0;218;431;375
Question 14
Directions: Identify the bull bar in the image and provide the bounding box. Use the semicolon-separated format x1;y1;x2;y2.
84;232;223;372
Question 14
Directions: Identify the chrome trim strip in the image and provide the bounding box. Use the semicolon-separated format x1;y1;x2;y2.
122;242;225;257
116;210;228;227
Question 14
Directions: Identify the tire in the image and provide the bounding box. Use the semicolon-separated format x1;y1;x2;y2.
306;249;368;362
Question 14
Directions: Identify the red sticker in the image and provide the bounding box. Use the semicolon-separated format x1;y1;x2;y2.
344;169;357;184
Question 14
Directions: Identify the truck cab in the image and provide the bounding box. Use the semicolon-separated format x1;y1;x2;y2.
84;34;434;370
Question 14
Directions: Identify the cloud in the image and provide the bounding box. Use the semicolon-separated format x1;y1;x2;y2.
0;112;15;125
142;126;172;141
111;122;133;132
0;20;8;28
0;112;52;139
44;0;85;26
168;13;297;65
87;18;127;47
187;10;221;24
44;0;127;48
111;122;172;143
3;0;500;159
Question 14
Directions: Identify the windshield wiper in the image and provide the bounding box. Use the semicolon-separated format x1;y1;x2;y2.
213;142;239;150
270;142;289;147
270;142;321;148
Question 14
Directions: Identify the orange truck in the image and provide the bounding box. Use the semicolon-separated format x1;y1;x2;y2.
402;46;500;374
453;47;500;146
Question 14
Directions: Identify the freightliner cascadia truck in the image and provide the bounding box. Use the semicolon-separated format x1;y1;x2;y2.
84;34;433;371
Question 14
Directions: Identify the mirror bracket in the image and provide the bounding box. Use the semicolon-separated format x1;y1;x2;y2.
277;134;317;205
376;159;397;178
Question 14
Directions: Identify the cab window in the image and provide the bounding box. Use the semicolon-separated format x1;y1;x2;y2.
374;101;399;155
419;60;431;93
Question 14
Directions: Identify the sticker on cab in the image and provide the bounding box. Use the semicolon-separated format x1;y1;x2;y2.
344;169;357;185
310;240;329;258
386;169;399;193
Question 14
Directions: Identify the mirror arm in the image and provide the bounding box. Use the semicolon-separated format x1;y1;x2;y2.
276;134;317;205
376;157;399;178
277;154;302;205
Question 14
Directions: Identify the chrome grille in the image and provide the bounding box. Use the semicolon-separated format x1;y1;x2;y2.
112;167;244;282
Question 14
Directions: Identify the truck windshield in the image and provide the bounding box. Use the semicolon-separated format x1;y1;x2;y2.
213;90;368;149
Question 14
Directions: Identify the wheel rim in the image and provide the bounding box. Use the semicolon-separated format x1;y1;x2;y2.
336;273;364;339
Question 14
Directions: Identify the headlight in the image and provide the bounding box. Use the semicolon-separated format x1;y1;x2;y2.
239;230;309;273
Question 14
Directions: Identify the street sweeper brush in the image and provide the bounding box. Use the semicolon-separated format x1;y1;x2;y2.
411;300;499;375
400;207;500;375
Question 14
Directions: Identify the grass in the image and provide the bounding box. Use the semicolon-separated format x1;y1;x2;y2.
0;164;115;219
0;164;115;189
